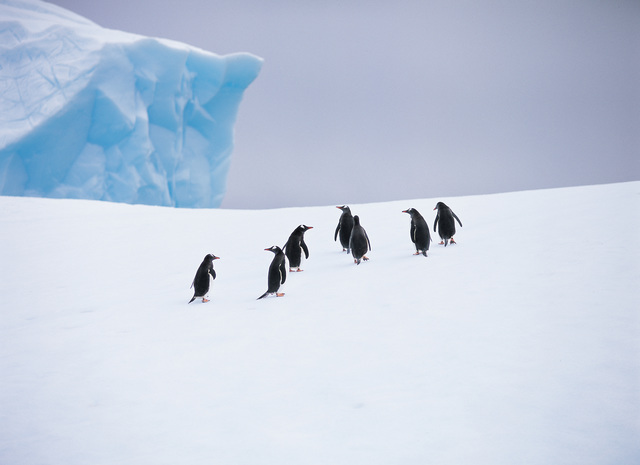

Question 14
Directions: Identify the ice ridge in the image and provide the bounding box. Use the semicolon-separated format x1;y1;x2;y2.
0;0;262;207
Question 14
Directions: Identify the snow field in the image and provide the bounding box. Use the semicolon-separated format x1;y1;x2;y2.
1;182;639;464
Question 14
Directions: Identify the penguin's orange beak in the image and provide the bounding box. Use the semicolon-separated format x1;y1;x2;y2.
213;256;220;260
402;210;408;213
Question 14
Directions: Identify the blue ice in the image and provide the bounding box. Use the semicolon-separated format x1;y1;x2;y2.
0;0;262;208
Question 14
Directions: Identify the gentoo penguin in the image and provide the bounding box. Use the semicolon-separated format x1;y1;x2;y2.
349;215;371;265
402;208;432;256
433;202;463;246
334;205;354;252
284;224;313;271
188;253;220;303
257;246;287;299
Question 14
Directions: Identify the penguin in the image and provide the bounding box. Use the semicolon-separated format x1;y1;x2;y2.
188;253;220;303
402;208;432;256
334;205;354;252
349;215;371;265
283;224;313;271
433;202;463;246
257;246;287;299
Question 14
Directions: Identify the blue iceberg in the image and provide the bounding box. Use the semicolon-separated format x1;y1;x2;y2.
0;0;262;207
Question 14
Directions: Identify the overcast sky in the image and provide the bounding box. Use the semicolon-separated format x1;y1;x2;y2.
49;0;639;209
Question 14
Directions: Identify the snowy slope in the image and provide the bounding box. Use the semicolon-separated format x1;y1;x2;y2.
1;182;639;465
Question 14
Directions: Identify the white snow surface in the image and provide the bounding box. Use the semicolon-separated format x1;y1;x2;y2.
0;0;262;207
1;182;639;464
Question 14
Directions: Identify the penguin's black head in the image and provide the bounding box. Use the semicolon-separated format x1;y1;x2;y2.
336;205;351;213
264;246;282;254
353;215;360;225
402;208;414;215
434;202;447;211
204;253;220;261
292;224;313;235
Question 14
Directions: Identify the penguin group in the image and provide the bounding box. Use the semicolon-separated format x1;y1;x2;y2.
188;202;462;303
257;224;313;300
334;205;371;264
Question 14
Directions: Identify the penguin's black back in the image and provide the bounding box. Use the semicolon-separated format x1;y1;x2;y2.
405;208;431;254
434;202;462;243
349;216;371;261
267;248;287;293
335;207;354;249
192;254;216;297
284;225;311;268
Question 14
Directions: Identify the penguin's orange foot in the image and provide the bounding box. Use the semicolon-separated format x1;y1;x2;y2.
413;252;421;255
450;238;456;244
202;298;210;303
363;256;369;261
276;293;285;297
296;269;304;272
439;241;445;245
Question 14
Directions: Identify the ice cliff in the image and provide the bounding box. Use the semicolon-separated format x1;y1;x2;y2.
0;0;262;207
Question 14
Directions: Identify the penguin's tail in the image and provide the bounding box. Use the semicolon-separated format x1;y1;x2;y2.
257;291;269;300
188;295;196;303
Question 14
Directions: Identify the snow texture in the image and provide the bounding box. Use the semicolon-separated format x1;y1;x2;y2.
1;182;638;465
0;0;262;207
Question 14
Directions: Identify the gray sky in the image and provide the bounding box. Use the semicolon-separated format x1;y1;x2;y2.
49;0;639;209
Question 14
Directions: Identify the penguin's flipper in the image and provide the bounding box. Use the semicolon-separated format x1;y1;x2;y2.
279;260;287;284
301;240;309;259
453;212;463;227
209;267;216;280
433;214;439;232
334;223;340;241
410;221;416;243
365;230;371;251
